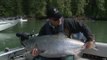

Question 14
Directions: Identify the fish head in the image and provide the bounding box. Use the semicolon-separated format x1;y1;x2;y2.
16;32;37;51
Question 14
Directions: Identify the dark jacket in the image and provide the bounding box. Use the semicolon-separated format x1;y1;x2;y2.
38;18;95;43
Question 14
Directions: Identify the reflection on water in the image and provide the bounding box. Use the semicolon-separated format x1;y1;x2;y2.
0;33;20;51
87;21;107;43
0;33;14;40
0;19;45;51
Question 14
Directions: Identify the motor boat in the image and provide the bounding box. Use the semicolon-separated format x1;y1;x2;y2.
0;19;19;31
19;18;27;22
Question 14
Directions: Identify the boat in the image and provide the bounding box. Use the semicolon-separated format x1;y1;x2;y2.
82;42;107;60
0;47;26;60
0;19;19;31
19;18;28;22
0;41;107;60
15;16;28;22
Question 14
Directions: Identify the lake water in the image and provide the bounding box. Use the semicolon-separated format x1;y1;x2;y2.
0;19;107;51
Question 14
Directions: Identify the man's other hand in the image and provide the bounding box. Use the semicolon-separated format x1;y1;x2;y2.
31;48;39;57
84;40;95;49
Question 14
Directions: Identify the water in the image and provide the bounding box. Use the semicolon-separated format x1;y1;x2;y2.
0;19;107;51
87;21;107;43
0;19;45;51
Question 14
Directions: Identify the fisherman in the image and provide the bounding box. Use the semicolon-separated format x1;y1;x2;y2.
32;6;95;60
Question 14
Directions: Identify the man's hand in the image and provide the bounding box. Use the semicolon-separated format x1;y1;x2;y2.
31;48;39;57
84;40;95;49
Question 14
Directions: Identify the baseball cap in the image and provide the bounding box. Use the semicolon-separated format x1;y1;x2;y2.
46;7;62;19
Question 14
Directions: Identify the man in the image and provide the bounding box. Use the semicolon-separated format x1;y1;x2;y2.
32;7;95;60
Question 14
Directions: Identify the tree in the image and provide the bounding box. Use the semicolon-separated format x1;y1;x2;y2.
21;0;30;15
34;0;46;18
105;0;107;17
0;0;6;16
85;0;105;19
85;0;97;18
0;0;106;19
96;0;105;18
13;0;23;16
71;0;86;16
46;0;72;17
0;0;13;16
63;0;72;17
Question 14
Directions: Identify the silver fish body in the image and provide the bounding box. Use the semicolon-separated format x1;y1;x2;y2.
22;34;84;58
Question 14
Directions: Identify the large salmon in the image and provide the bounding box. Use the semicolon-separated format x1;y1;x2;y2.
16;33;84;58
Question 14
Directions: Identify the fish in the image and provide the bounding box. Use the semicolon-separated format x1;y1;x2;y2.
17;33;84;58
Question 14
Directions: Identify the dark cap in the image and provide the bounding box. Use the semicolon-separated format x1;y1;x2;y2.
46;7;62;19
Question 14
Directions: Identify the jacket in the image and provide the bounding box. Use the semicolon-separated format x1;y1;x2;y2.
38;18;95;43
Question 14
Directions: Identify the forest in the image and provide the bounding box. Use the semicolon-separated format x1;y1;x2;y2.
0;0;107;20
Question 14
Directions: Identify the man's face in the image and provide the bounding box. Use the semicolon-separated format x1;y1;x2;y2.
49;18;62;27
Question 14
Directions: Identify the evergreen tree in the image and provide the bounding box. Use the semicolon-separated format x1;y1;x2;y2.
85;0;97;18
0;0;6;16
71;0;77;15
72;0;86;16
0;0;106;19
22;0;30;16
46;0;72;17
96;0;105;18
63;0;72;17
34;0;46;18
0;0;13;16
13;0;23;16
105;0;107;17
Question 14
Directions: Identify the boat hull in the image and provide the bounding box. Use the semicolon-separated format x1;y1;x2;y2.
0;20;19;31
0;42;107;60
83;42;107;57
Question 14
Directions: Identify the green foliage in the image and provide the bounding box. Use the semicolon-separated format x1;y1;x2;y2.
46;0;72;17
105;0;107;16
21;0;30;15
96;0;105;18
34;0;46;18
0;5;6;16
63;0;72;17
71;0;86;16
76;0;86;16
0;0;107;19
14;0;23;16
85;0;106;19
